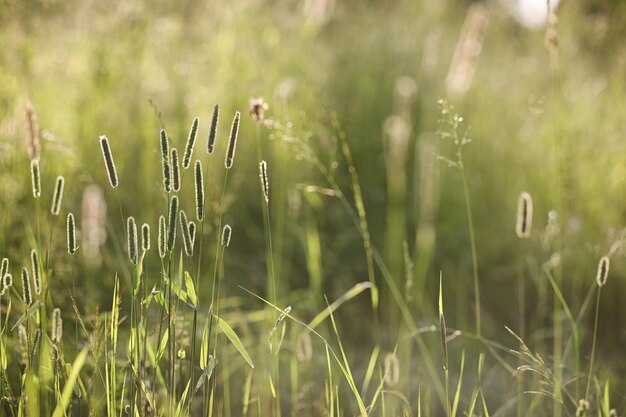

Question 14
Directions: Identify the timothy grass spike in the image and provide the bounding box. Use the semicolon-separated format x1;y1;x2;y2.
194;160;204;220
596;256;609;287
21;267;32;307
207;104;220;154
183;117;199;169
221;224;232;247
31;249;41;295
1;258;8;278
52;308;63;343
160;129;171;193
31;159;41;198
179;210;193;256
2;273;12;295
225;111;240;169
171;148;181;192
158;215;167;258
515;192;533;238
51;176;65;215
99;135;119;188
188;221;196;245
67;213;77;255
259;160;269;205
127;216;138;265
167;196;179;252
142;223;150;251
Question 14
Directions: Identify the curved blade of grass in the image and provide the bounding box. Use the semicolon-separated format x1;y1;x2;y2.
307;282;372;330
51;347;89;417
215;314;254;368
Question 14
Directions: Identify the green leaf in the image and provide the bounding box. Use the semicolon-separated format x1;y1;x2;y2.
156;328;169;362
215;315;254;368
200;316;209;370
11;301;42;331
184;271;197;308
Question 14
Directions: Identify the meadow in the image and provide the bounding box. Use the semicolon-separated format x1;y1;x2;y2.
1;0;626;416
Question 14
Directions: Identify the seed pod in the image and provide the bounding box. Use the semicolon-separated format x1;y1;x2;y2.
160;129;171;193
167;196;179;252
51;176;65;215
259;160;269;204
180;210;193;256
31;159;41;198
158;215;167;259
51;308;63;343
99;135;119;188
21;267;32;307
596;256;610;287
141;223;150;251
31;249;41;295
0;258;8;279
225;111;240;169
207;104;220;154
515;192;533;238
221;224;232;247
183;117;199;169
171;148;180;192
127;217;138;265
194;160;204;220
67;213;77;255
188;221;196;245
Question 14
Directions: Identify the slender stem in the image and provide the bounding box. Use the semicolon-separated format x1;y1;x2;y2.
460;162;480;337
584;287;601;401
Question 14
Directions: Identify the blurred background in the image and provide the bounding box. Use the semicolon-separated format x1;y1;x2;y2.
2;0;626;413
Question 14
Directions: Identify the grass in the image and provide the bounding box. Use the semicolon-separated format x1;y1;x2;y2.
1;1;626;416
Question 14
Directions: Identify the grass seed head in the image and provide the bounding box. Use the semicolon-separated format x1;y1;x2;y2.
141;223;150;251
515;192;533;238
171;147;181;192
67;213;77;255
179;210;193;256
188;221;196;246
1;258;8;278
18;324;28;364
127;217;138;265
25;101;41;160
194;160;204;220
596;256;609;287
249;97;268;122
167;196;179;251
31;249;41;295
2;273;12;295
259;160;269;204
207;104;219;154
384;353;400;386
52;307;63;343
183;117;199;169
225;111;240;169
21;267;32;307
158;215;167;258
31;159;41;198
221;224;232;247
99;135;119;188
51;176;65;215
160;129;171;193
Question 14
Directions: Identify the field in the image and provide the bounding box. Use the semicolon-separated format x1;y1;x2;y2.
1;1;626;416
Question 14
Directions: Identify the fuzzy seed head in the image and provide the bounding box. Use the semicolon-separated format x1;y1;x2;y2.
32;328;41;358
207;104;220;154
259;160;269;205
221;224;232;247
515;192;533;238
158;215;167;259
31;159;41;198
596;256;610;287
167;196;179;252
25;101;41;160
225;111;240;169
188;221;196;245
67;213;77;255
179;210;193;256
141;223;150;252
30;249;41;295
160;129;171;193
183;117;199;169
194;160;204;220
99;135;119;188
0;258;8;279
2;273;12;295
127;217;138;265
171;148;181;192
21;267;32;307
18;324;28;363
52;307;63;343
51;176;65;216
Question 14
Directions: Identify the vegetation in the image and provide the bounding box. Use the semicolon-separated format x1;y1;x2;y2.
1;0;626;416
